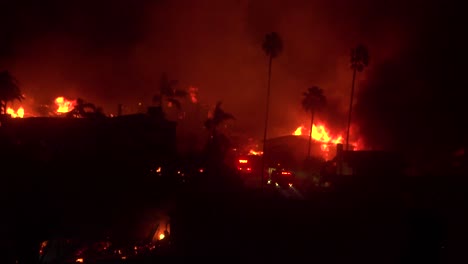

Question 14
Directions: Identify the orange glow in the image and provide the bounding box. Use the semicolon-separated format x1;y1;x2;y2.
292;123;346;154
292;124;343;145
248;149;263;156
39;241;48;256
239;159;248;164
54;96;75;113
6;107;24;118
188;86;198;103
76;258;84;263
293;126;302;136
159;233;165;240
290;122;363;159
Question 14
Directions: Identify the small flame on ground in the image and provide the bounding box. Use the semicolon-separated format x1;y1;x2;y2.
55;97;75;113
249;149;263;156
7;107;24;118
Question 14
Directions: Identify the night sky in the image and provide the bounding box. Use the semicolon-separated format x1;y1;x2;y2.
0;0;466;160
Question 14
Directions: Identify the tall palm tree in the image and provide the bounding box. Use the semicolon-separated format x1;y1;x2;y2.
302;86;326;159
0;70;23;115
261;32;283;187
346;44;369;150
152;73;187;111
204;101;235;139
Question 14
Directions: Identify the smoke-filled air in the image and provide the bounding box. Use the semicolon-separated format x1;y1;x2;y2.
0;0;465;160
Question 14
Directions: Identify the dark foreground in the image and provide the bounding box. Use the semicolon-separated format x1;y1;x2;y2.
2;163;468;263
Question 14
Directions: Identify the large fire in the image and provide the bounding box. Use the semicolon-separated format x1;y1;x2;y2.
54;96;75;113
292;123;346;158
292;124;343;145
6;107;24;118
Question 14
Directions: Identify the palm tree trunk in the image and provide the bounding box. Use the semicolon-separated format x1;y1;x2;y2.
307;111;315;159
261;55;273;189
346;68;357;151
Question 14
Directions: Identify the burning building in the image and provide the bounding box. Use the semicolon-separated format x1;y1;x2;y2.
0;106;176;168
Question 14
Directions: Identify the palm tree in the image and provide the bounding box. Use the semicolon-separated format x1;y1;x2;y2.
302;86;326;159
204;101;235;139
261;32;283;187
0;70;24;115
152;73;187;111
346;44;369;150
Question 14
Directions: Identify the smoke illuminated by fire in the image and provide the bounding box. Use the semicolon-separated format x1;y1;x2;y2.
6;107;24;118
54;97;75;113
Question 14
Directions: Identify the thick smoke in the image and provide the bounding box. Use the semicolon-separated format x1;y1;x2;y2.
2;0;464;156
354;1;467;161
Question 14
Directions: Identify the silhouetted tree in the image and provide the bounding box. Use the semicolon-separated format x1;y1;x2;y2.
204;101;235;139
302;86;326;159
346;44;369;150
204;102;235;165
66;98;105;118
261;32;283;187
0;70;23;114
152;73;187;111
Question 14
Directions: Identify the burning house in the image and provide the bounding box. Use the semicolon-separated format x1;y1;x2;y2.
0;106;177;169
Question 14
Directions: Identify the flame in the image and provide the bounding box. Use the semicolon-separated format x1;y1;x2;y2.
54;97;75;113
248;149;263;156
6;107;24;118
293;126;302;136
292;123;347;158
293;124;343;144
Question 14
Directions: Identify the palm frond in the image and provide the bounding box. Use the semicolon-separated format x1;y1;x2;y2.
262;32;283;58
